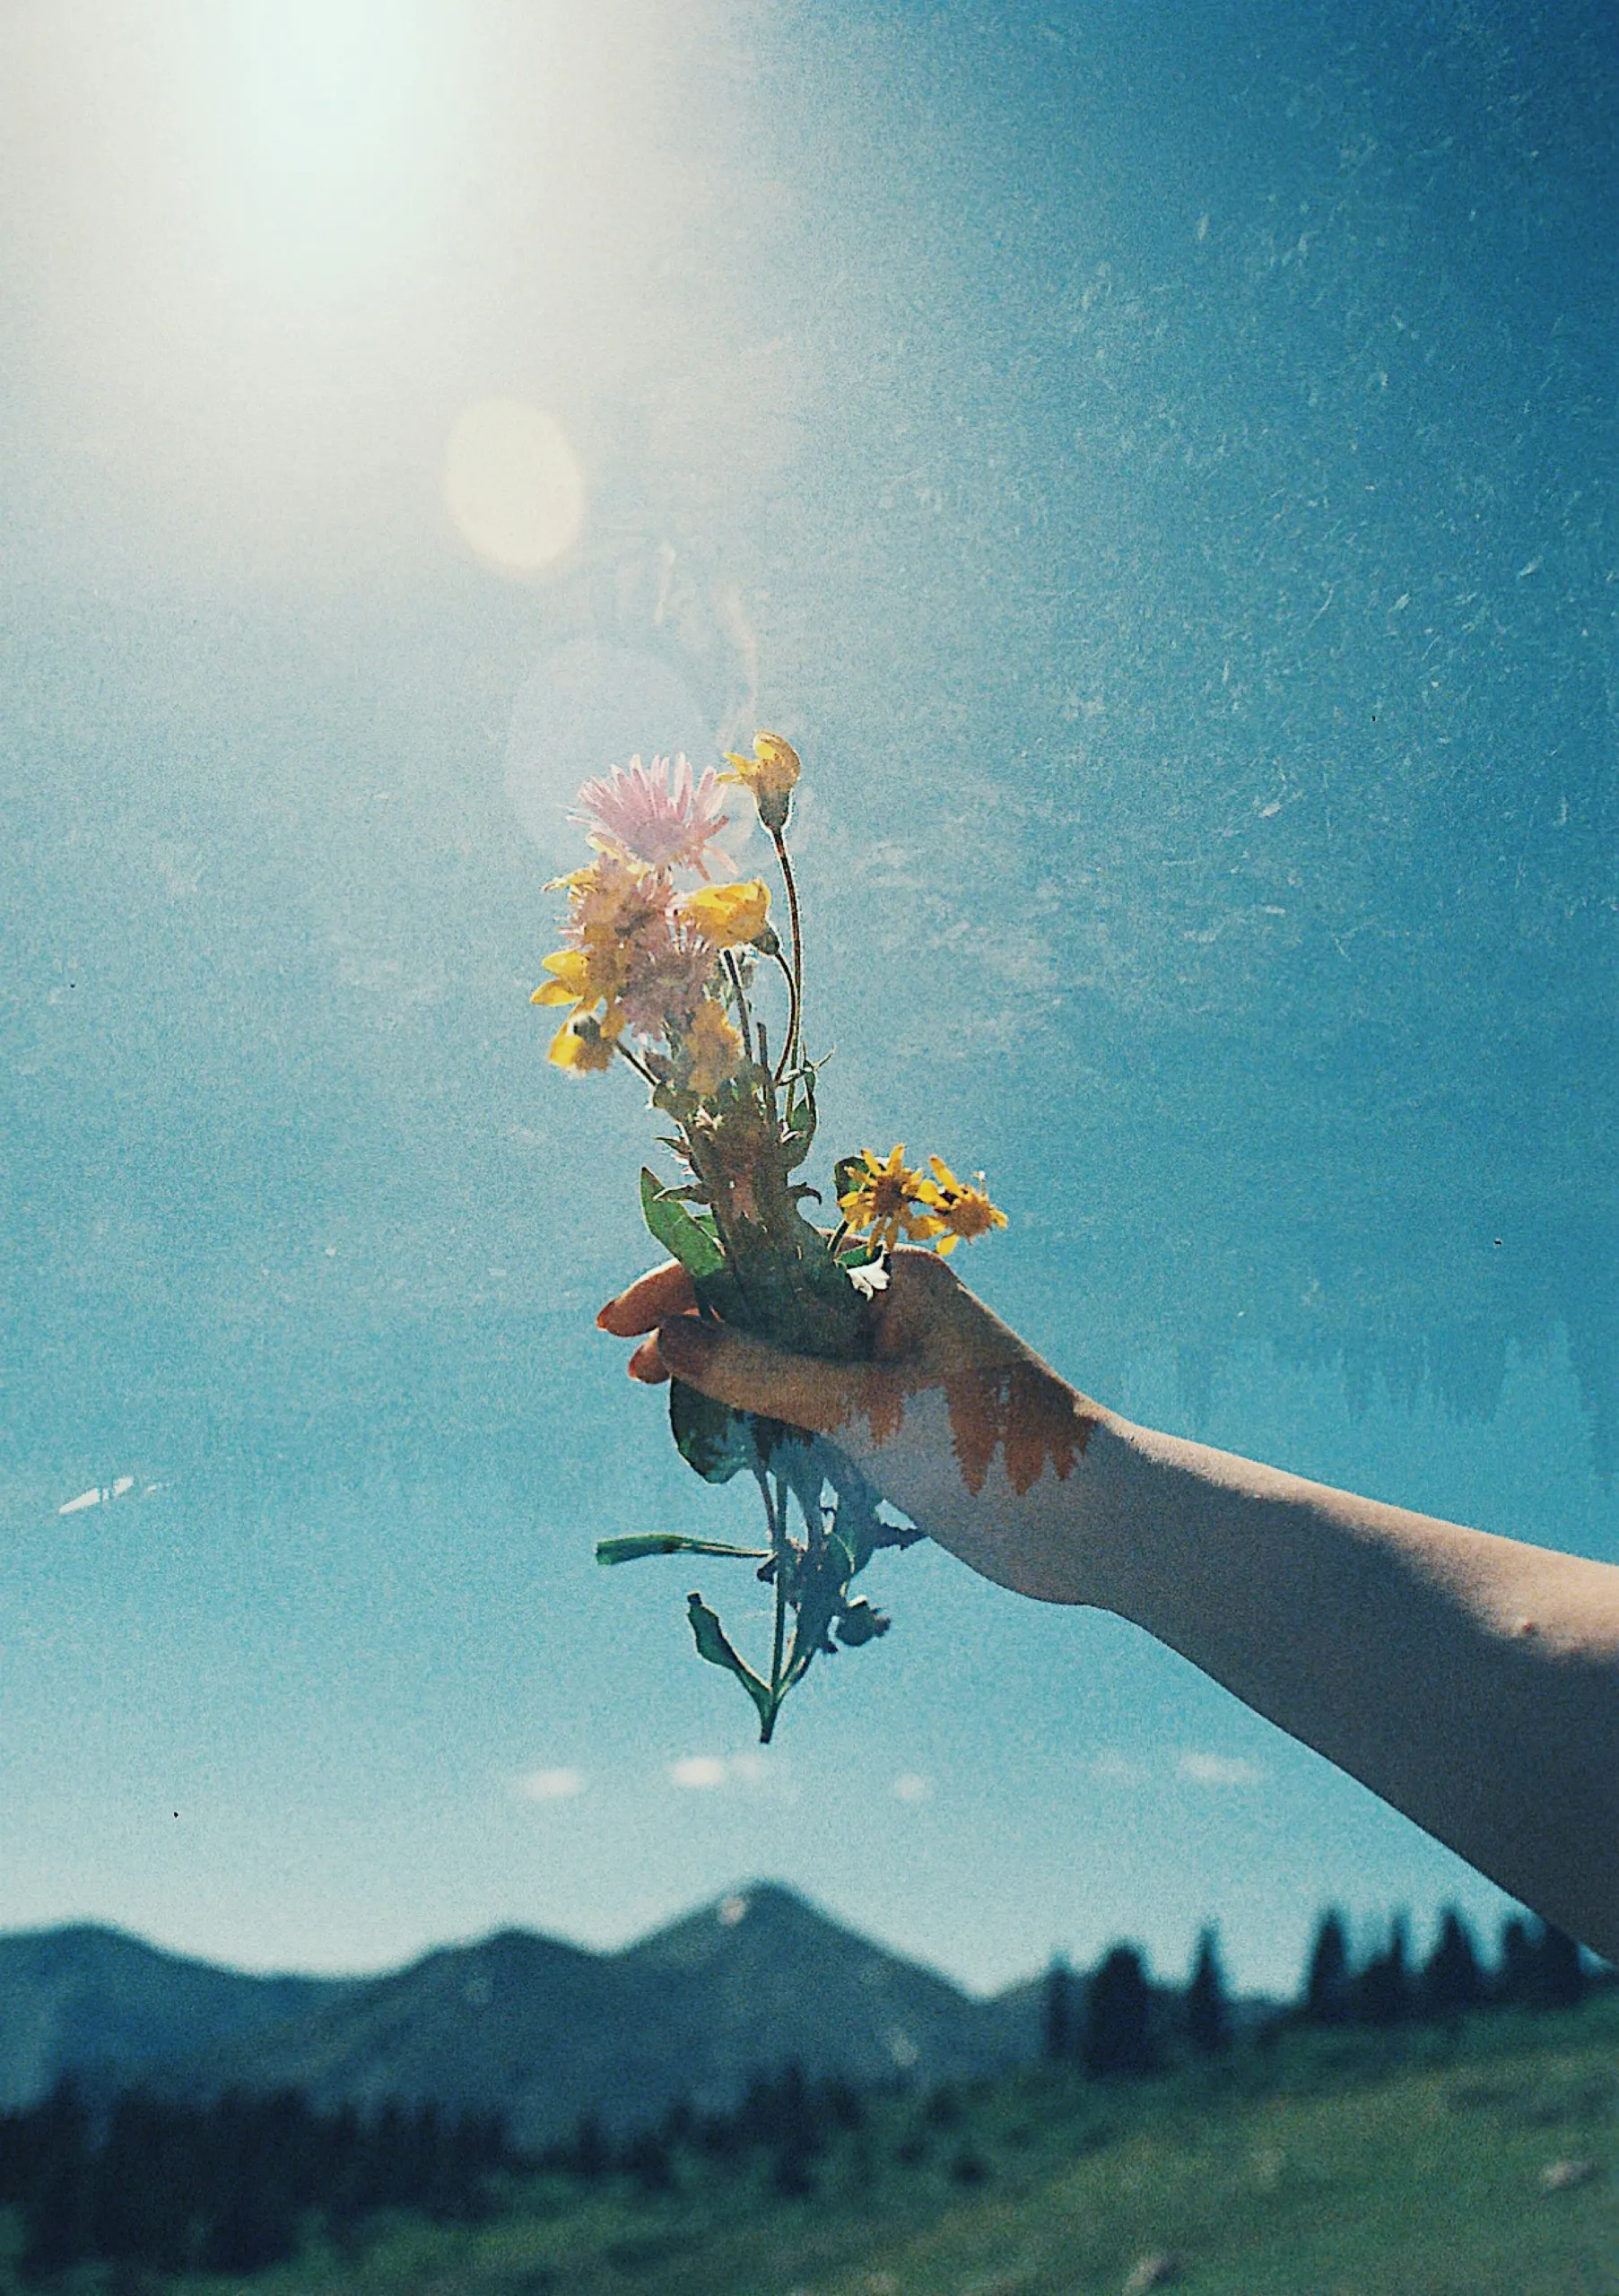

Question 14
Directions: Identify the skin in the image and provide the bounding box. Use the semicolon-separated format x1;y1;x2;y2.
599;1251;1619;1961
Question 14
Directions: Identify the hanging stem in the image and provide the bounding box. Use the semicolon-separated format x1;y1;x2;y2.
760;1469;791;1744
770;828;804;1074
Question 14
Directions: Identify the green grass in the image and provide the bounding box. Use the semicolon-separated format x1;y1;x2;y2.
7;1997;1618;2295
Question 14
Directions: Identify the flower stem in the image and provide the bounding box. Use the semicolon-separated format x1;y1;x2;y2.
762;1470;790;1745
770;828;804;1074
769;951;798;1083
721;949;755;1063
614;1040;658;1085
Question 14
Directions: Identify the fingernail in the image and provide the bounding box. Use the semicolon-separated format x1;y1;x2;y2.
596;1296;623;1331
657;1317;716;1370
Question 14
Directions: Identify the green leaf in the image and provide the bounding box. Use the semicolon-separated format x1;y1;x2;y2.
685;1593;774;1733
640;1168;727;1279
596;1534;770;1566
780;1122;816;1174
782;1537;854;1674
669;1378;756;1483
692;1264;750;1326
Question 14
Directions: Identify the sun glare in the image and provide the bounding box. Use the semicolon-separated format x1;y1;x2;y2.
206;0;447;280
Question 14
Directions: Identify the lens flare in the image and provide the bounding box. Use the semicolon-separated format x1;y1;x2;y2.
444;398;586;573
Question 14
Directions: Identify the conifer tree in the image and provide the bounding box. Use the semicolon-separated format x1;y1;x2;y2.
623;2127;675;2195
1083;1944;1158;2076
769;2065;820;2198
1185;1925;1232;2056
1497;1914;1538;2004
1536;1924;1586;2011
1354;1914;1413;2025
566;2110;611;2181
17;2083;91;2283
1042;1954;1077;2062
1302;1909;1352;2024
1420;1907;1484;2019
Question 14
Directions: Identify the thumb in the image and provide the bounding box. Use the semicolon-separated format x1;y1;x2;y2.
656;1316;898;1442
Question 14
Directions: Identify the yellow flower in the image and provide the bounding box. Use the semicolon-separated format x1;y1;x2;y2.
837;1145;944;1256
719;731;801;832
530;944;625;1011
548;1012;622;1073
533;946;629;1077
918;1156;1008;1255
678;879;771;949
680;997;744;1097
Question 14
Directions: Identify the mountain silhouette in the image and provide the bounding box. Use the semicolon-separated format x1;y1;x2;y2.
0;1890;1036;2149
0;1922;352;2113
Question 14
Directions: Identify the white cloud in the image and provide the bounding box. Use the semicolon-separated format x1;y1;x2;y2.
670;1755;727;1789
668;1752;796;1800
891;1773;932;1803
517;1767;586;1801
1177;1751;1265;1787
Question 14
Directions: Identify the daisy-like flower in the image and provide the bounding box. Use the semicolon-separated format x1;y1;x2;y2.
618;923;718;1039
679;996;744;1098
552;853;675;961
837;1145;944;1256
574;754;732;878
719;731;800;832
678;878;771;950
918;1156;1008;1255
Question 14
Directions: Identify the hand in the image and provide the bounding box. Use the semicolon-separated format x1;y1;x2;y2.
597;1249;1108;1604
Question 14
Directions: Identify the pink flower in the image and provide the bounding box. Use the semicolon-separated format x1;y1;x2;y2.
554;853;674;952
574;753;732;879
618;922;718;1039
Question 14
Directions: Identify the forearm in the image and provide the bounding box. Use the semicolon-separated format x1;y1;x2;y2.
613;1260;1619;1953
1074;1413;1619;1959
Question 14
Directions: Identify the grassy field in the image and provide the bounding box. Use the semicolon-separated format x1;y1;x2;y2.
5;1996;1616;2296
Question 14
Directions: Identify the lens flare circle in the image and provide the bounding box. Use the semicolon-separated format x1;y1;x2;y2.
444;398;585;572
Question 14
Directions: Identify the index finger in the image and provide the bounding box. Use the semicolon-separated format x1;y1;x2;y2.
596;1260;699;1335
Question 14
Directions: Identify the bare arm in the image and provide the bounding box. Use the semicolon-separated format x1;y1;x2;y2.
600;1251;1619;1959
1073;1416;1619;1958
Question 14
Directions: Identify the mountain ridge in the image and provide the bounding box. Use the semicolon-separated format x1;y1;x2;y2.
0;1888;1191;2147
0;1886;1044;2143
0;1919;356;2116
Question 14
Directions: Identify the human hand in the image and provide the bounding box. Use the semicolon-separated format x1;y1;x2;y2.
597;1250;1108;1605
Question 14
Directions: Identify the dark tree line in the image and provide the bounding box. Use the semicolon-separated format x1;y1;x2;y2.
1042;1944;1164;2076
541;2063;872;2205
1301;1907;1587;2027
542;2063;1001;2203
0;2084;509;2281
1042;1908;1594;2076
0;1908;1599;2281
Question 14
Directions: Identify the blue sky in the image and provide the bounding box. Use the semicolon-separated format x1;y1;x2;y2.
1;0;1613;2001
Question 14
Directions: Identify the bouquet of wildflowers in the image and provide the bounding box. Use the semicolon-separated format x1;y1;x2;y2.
534;734;1005;1739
